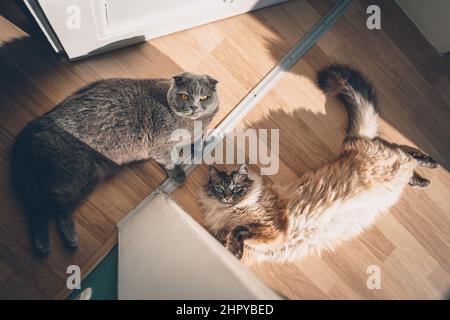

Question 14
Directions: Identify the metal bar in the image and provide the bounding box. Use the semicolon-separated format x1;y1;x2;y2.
122;0;352;214
213;0;352;135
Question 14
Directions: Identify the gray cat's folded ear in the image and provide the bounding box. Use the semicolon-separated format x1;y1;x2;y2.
206;75;219;88
173;75;186;85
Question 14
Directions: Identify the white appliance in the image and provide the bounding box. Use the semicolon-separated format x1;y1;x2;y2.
23;0;287;60
117;193;280;299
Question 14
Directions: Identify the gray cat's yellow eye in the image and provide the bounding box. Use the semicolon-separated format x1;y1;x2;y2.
179;93;189;101
214;186;224;193
200;96;209;101
232;186;242;193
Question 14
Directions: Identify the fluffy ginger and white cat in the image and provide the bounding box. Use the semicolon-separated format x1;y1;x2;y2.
199;64;437;264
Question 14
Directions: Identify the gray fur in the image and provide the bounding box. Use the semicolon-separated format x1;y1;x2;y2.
11;72;219;254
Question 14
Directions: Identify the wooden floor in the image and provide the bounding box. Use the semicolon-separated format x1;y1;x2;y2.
172;0;450;299
0;0;449;299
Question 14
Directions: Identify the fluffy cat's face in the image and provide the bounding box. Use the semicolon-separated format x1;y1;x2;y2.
205;165;253;206
167;72;219;119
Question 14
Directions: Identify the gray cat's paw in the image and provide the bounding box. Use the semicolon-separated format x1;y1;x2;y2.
33;238;50;255
167;166;186;184
57;216;79;249
64;235;80;249
171;170;186;184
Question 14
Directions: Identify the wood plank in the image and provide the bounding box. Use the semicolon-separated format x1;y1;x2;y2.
173;0;450;299
1;0;449;299
0;0;308;299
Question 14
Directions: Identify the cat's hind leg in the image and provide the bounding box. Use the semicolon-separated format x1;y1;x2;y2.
400;145;438;168
410;152;438;168
399;145;435;188
29;214;50;255
57;212;79;249
409;171;430;188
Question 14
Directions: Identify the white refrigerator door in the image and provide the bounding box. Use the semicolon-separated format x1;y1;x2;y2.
25;0;287;60
117;193;280;300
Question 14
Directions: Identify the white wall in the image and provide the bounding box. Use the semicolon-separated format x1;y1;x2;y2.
396;0;450;54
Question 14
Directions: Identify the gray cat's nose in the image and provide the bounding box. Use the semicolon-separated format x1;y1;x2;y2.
190;105;199;111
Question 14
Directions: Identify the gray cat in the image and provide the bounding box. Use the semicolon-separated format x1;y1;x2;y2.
11;72;219;254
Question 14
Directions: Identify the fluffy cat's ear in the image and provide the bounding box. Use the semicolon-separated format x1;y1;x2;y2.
206;75;218;89
238;164;248;176
208;165;220;180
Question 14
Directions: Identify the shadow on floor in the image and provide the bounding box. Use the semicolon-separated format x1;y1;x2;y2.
0;23;177;299
255;0;450;171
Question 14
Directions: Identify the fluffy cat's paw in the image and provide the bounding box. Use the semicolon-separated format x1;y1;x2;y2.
226;226;249;260
409;172;430;188
227;241;244;260
232;226;251;241
410;178;430;188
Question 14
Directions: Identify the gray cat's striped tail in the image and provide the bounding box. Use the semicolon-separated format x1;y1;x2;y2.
317;64;379;139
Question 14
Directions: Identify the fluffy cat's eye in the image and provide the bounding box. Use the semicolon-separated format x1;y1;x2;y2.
200;96;209;101
232;186;242;193
214;186;224;193
179;93;189;101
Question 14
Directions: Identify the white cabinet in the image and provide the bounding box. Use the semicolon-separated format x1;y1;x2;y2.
24;0;287;60
118;194;280;299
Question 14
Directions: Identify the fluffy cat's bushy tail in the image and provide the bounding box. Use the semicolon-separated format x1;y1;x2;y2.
317;64;379;139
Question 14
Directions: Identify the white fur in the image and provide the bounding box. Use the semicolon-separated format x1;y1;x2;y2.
200;160;415;265
346;89;379;139
244;165;414;264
